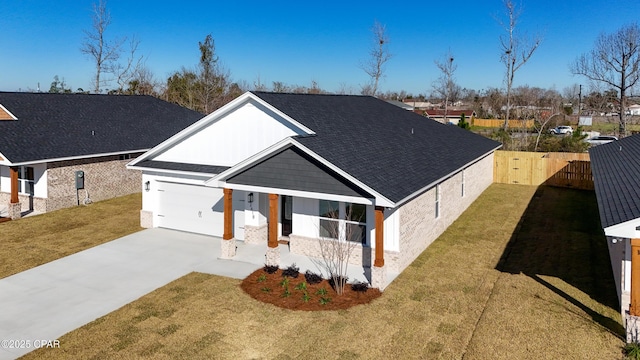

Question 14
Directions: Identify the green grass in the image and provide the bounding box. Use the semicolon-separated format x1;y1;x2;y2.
0;193;142;279
20;185;624;359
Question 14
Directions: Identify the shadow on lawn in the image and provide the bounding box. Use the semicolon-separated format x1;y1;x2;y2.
496;185;625;338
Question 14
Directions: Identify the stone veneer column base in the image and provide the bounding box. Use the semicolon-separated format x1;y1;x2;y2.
220;239;236;259
371;265;387;290
244;224;268;245
8;203;21;220
627;313;640;343
265;247;280;267
140;210;153;228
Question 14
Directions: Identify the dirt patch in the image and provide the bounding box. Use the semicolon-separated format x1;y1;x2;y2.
240;267;381;311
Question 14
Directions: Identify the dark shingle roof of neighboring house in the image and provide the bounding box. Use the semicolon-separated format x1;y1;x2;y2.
135;160;229;175
252;92;501;203
0;92;204;164
590;135;640;228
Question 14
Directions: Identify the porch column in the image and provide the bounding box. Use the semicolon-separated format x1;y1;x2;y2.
8;166;21;219
372;206;387;289
220;188;236;258
266;193;280;266
628;238;640;342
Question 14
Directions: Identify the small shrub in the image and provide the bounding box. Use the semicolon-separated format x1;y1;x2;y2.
280;277;290;287
281;288;291;298
351;281;369;293
316;288;328;296
281;263;300;278
261;287;271;293
302;292;311;302
624;342;640;360
304;270;323;284
257;274;267;283
319;297;331;305
263;265;279;274
294;281;307;291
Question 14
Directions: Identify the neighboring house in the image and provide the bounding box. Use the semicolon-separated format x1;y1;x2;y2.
0;92;203;219
128;91;501;289
627;104;640;116
386;100;414;111
402;99;434;110
590;135;640;342
423;109;476;124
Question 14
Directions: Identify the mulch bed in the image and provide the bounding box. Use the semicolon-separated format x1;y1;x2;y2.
240;266;382;311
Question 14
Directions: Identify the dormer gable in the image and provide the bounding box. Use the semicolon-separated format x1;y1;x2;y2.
0;104;17;120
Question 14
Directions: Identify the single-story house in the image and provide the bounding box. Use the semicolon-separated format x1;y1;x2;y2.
0;92;203;219
590;134;640;341
128;91;501;289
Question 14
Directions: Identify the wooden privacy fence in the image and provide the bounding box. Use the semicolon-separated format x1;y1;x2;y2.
494;150;593;190
473;119;534;128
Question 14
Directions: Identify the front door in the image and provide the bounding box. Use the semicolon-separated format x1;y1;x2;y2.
281;195;292;236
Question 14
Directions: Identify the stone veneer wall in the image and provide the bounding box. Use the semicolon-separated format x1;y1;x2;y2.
289;234;401;269
396;153;494;272
0;193;47;213
244;224;268;244
45;154;143;212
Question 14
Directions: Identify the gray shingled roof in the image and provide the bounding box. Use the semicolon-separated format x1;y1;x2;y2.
0;92;204;163
252;92;501;203
589;134;640;229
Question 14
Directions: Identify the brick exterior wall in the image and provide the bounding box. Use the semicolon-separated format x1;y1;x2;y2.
396;154;494;272
45;154;143;212
0;193;46;213
244;223;268;245
285;153;494;274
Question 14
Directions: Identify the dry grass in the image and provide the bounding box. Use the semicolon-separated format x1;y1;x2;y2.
21;184;625;359
0;193;142;279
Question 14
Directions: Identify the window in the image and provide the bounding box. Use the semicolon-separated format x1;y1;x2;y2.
119;154;131;160
435;184;441;219
18;166;34;195
461;169;465;198
318;200;367;243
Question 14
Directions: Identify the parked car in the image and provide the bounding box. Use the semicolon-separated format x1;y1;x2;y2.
550;126;573;135
585;136;618;146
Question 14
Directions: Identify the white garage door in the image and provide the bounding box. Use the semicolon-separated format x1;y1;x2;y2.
156;182;244;239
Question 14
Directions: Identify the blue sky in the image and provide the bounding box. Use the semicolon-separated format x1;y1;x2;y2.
1;0;639;95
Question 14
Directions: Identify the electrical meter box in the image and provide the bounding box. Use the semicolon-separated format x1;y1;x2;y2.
75;170;85;189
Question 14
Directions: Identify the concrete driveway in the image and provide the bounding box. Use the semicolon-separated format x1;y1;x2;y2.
0;228;396;359
0;228;260;360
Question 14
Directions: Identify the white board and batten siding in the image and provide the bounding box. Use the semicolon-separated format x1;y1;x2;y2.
153;102;308;167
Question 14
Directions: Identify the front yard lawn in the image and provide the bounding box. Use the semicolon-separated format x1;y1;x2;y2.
20;185;624;359
0;193;142;279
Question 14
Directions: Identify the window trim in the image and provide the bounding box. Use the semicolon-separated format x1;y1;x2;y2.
435;184;441;219
318;200;367;244
17;166;35;195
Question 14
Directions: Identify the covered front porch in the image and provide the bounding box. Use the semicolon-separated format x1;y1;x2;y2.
217;187;392;289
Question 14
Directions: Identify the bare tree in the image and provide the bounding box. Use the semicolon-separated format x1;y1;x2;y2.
360;20;392;97
433;50;458;122
109;37;144;94
498;0;541;129
81;0;125;93
571;23;640;136
316;202;364;295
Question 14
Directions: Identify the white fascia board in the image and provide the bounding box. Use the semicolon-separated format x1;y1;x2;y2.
129;91;315;166
0;151;11;166
207;137;394;207
604;218;640;239
218;181;374;205
393;148;499;208
5;149;149;167
126;164;219;178
0;104;18;120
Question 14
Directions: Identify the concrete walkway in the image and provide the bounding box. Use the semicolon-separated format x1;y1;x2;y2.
0;228;397;360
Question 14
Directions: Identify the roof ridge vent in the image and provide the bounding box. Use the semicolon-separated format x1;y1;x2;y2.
0;103;17;120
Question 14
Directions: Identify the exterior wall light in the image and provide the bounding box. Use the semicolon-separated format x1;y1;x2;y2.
248;192;254;203
145;181;150;192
